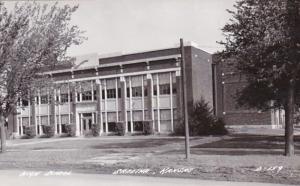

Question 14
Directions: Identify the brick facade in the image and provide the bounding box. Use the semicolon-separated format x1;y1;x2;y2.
8;44;213;138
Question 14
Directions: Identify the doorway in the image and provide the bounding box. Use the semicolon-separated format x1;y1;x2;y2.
80;113;93;134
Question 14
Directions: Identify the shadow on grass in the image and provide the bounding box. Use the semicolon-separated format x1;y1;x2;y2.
187;134;300;156
91;138;182;149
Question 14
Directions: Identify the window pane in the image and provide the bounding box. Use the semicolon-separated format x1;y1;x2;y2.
107;89;116;99
82;91;92;101
159;84;170;95
61;94;68;103
132;87;142;97
41;95;48;104
22;99;29;106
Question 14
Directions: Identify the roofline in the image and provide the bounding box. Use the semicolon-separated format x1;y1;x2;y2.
98;41;205;60
43;54;181;75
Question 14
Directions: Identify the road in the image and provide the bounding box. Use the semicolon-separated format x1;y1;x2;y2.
0;170;292;186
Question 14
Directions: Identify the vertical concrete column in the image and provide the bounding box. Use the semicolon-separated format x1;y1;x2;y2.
119;77;127;132
96;79;102;135
146;74;154;130
175;70;183;128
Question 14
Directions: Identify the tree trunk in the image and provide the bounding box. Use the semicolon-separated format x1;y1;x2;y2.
0;114;6;153
284;80;295;156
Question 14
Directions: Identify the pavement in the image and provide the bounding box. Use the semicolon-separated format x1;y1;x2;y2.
0;170;294;186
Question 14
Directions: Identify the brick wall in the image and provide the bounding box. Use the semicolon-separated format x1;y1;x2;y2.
213;55;273;126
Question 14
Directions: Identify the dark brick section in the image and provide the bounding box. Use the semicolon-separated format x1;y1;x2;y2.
71;84;77;125
52;72;72;81
224;111;271;126
96;84;101;126
146;78;153;121
213;54;273;126
7;107;17;137
99;48;180;65
30;94;36;131
120;81;126;128
123;63;147;73
175;76;183;128
73;69;96;79
190;47;213;107
149;59;177;70
49;89;56;127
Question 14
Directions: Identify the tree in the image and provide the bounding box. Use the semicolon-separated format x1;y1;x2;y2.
0;2;85;152
219;0;300;156
174;98;227;136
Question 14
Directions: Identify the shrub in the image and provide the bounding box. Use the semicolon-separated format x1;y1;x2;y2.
91;124;100;137
42;125;55;138
65;124;76;137
174;97;228;136
24;125;36;138
143;121;154;135
115;122;125;136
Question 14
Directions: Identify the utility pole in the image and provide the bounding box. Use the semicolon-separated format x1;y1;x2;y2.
180;38;190;159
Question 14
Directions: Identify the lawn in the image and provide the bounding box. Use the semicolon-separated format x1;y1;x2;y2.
1;134;300;185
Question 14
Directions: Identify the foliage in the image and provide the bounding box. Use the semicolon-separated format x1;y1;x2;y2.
91;124;100;137
115;122;125;136
219;0;300;110
174;98;228;136
42;125;55;138
143;121;154;135
24;126;36;138
65;124;76;137
0;2;85;117
219;0;300;156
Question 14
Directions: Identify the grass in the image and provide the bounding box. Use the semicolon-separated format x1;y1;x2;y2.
1;134;300;185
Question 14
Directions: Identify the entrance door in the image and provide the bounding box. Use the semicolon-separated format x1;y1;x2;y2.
81;113;93;134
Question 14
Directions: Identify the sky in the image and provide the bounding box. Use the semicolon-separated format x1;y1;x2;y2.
5;0;237;56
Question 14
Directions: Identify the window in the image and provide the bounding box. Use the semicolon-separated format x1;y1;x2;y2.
60;94;68;103
70;93;73;102
36;97;39;105
153;86;157;96
159;84;170;95
127;87;130;97
107;89;116;99
41;95;48;104
118;88;121;98
172;84;177;94
102;90;105;99
21;99;29;106
77;93;80;102
144;87;148;97
82;91;92;101
93;90;97;100
132;87;142;97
